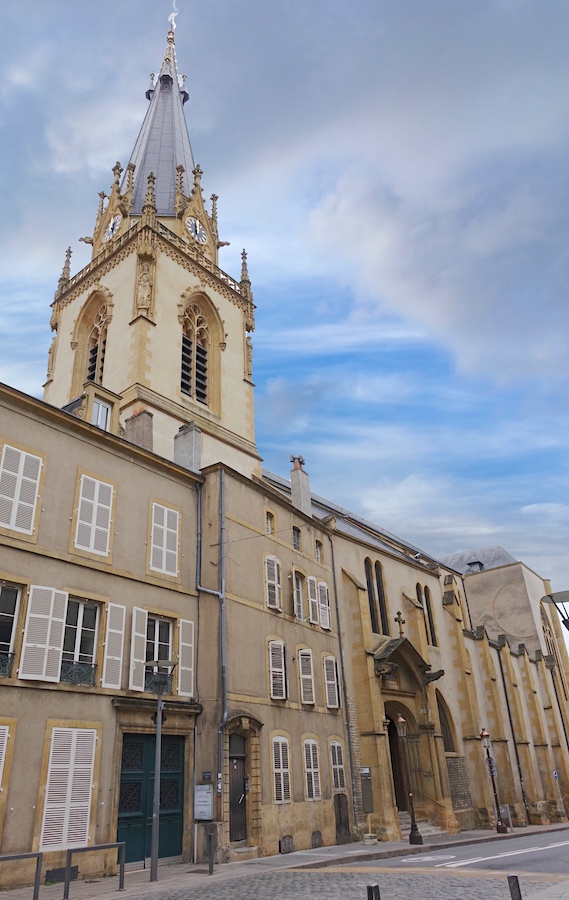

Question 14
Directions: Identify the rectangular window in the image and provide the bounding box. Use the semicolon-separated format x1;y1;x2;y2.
40;727;97;851
330;741;346;790
0;584;20;676
298;649;315;704
315;540;323;564
145;616;172;691
265;556;282;610
0;444;42;535
318;582;331;630
269;640;286;700
272;736;291;803
324;656;340;709
60;599;98;686
74;475;113;556
265;511;274;534
150;503;179;576
293;571;304;619
304;739;321;800
91;399;111;430
292;526;301;551
307;577;319;624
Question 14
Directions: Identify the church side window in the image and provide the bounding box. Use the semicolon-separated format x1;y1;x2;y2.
375;562;390;635
181;305;209;405
87;305;108;385
365;558;380;634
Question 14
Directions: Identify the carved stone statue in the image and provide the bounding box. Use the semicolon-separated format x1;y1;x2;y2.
245;334;253;379
136;261;153;313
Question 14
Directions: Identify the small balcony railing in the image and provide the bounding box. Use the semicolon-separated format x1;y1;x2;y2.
0;652;14;677
60;661;97;686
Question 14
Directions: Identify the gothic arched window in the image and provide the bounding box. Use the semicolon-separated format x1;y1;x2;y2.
87;304;108;385
181;304;209;405
365;558;380;634
436;692;456;752
374;561;390;636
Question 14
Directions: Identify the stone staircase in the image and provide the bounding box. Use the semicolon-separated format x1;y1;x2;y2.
397;811;449;839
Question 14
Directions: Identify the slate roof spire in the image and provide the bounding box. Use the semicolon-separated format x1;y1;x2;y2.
126;19;195;216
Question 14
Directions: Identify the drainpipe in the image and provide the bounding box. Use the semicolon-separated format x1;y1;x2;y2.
328;534;359;827
196;471;227;818
496;643;530;824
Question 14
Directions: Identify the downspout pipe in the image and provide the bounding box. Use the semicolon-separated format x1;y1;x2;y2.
328;534;359;827
196;472;227;815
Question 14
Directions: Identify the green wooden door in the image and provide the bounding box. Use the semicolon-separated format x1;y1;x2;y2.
117;734;184;864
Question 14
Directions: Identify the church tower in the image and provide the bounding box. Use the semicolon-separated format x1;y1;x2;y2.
44;18;260;477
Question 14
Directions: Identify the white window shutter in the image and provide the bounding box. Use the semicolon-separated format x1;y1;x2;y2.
265;556;281;610
304;739;321;800
269;640;286;699
273;737;291;803
129;607;148;691
331;742;346;790
19;586;68;682
324;656;340;708
75;476;113;556
150;504;179;575
40;728;96;850
0;445;42;534
101;603;126;689
318;582;331;630
178;619;194;697
0;725;9;789
293;569;303;619
308;577;319;624
298;649;315;704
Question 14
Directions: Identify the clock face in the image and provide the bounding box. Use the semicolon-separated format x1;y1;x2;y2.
185;216;208;244
103;214;122;242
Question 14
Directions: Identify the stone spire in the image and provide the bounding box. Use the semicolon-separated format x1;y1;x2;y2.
125;18;195;216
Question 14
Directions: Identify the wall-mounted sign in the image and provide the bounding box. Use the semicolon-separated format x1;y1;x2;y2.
202;771;212;781
194;783;213;820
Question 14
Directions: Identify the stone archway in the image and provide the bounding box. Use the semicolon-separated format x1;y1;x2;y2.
385;703;419;815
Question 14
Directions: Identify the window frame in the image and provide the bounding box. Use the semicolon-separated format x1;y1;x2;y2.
330;741;346;791
62;598;99;666
303;738;321;801
269;640;287;700
292;526;301;551
0;443;43;538
323;655;340;709
298;649;315;704
315;540;323;564
272;736;291;804
0;583;21;658
265;556;282;610
72;473;114;559
293;570;304;619
149;502;180;577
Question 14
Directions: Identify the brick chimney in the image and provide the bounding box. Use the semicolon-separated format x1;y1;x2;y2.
174;422;202;473
290;455;311;517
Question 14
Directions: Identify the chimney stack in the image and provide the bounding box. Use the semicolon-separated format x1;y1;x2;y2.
290;455;311;517
174;422;202;473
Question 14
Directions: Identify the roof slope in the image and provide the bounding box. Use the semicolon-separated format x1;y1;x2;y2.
127;27;194;215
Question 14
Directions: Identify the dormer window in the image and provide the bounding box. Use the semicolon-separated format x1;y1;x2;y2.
92;398;111;431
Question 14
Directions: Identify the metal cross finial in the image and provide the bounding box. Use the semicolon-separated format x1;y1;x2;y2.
395;610;406;637
168;0;179;31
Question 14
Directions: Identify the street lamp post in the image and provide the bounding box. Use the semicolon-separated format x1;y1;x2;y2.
541;592;569;633
395;715;423;845
147;659;177;883
480;729;508;834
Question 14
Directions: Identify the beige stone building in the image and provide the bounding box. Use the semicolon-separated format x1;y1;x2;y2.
0;17;568;890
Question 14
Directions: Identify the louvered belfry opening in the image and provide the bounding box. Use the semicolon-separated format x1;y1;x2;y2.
86;305;108;384
180;305;209;405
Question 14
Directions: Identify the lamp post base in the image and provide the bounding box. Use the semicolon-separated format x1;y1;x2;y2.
496;823;508;834
409;826;423;845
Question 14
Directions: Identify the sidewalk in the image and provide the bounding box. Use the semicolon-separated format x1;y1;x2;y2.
2;822;568;900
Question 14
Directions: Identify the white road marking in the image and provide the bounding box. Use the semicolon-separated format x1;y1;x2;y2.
435;839;569;868
400;855;456;862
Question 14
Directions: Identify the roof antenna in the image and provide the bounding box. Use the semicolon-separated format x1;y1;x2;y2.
168;0;178;30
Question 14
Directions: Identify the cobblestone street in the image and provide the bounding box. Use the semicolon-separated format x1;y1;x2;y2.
72;869;555;900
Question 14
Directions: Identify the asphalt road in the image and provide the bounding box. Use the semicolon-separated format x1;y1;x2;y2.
344;832;569;876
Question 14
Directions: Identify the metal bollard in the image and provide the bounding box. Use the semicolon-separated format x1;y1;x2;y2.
208;830;214;876
367;885;381;900
508;874;522;900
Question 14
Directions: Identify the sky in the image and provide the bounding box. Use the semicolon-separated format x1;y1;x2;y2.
1;1;569;624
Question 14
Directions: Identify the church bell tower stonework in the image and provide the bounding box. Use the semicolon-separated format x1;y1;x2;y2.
44;26;260;478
